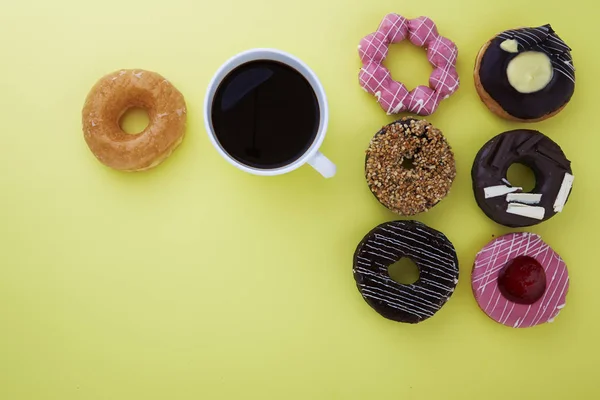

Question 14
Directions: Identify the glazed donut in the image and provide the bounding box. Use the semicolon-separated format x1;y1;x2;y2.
365;117;456;216
358;13;459;116
472;232;569;328
353;220;459;324
474;24;575;122
82;69;187;171
472;129;573;227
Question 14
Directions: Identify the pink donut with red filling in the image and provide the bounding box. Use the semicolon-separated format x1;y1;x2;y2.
358;14;459;116
472;232;569;328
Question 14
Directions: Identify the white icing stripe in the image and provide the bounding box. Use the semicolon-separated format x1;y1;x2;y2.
382;227;456;263
414;227;454;250
360;285;438;314
409;284;447;299
553;64;576;84
506;203;545;220
484;185;522;198
425;270;458;283
421;278;454;292
365;250;395;262
371;238;457;278
553;172;574;212
377;234;455;268
554;63;575;77
530;264;564;325
560;59;575;71
519;30;541;43
545;275;569;324
374;234;456;273
506;193;542;204
531;26;550;35
364;242;397;258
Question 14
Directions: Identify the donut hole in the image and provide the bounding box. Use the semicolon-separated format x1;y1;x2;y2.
383;41;432;90
388;257;420;285
401;157;415;170
506;163;536;192
119;107;150;135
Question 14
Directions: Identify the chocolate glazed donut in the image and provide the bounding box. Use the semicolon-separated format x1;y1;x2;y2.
472;129;574;228
475;24;575;121
353;220;459;324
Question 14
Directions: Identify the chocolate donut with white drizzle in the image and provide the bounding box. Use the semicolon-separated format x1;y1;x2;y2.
353;220;459;323
472;129;573;227
474;24;575;121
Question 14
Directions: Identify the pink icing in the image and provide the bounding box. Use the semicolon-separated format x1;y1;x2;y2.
358;14;459;116
472;232;569;328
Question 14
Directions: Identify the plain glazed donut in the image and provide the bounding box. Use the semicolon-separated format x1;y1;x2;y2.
82;69;187;171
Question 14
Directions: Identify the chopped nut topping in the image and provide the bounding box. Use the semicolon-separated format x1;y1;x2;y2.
365;117;456;215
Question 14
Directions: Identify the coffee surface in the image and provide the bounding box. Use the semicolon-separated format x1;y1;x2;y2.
211;60;320;169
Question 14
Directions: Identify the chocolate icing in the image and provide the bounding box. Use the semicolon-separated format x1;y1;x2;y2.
471;129;573;227
353;220;459;324
478;25;575;120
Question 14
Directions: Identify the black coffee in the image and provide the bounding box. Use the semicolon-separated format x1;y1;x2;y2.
211;60;320;169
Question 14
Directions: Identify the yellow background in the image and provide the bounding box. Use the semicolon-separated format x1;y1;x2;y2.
0;0;598;398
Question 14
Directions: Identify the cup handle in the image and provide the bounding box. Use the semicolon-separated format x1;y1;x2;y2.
308;151;336;178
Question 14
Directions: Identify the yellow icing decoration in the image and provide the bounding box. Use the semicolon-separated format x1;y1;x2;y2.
500;39;519;53
506;51;554;94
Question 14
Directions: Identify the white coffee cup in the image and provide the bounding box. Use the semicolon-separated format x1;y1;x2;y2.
203;48;336;178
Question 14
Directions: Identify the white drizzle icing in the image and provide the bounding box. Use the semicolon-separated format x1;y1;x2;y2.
353;221;459;322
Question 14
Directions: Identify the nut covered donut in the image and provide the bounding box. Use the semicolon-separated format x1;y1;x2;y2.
472;232;569;328
472;129;573;227
82;69;187;171
353;220;459;324
358;13;459;116
365;117;456;215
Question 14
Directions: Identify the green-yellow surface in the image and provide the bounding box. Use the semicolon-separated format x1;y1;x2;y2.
0;0;598;398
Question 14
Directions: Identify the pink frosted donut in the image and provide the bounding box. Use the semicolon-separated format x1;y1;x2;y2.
472;232;569;328
358;14;459;116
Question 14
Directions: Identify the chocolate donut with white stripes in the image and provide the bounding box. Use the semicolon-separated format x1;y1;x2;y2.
353;220;459;323
474;24;575;122
472;129;573;228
